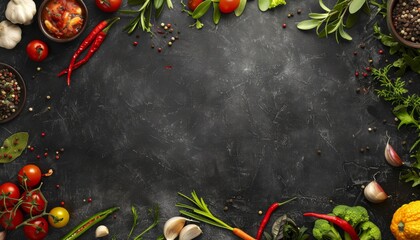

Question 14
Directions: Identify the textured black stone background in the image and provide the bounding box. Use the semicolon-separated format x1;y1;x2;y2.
0;0;419;239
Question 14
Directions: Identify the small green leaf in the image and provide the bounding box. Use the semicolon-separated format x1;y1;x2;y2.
349;0;366;13
297;19;321;30
258;0;270;12
345;12;358;28
411;138;420;152
393;105;418;129
234;0;247;16
195;19;204;29
263;231;273;240
166;0;173;9
401;170;420;187
308;13;329;19
339;25;352;40
155;3;164;17
0;132;29;164
154;0;164;10
319;0;331;11
192;0;212;19
213;2;221;24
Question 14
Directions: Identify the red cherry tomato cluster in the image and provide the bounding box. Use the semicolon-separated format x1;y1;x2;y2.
0;164;69;240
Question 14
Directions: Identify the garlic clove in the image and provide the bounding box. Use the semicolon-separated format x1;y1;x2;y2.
364;180;388;203
0;231;6;240
95;225;109;238
384;142;403;167
179;224;203;240
163;216;188;240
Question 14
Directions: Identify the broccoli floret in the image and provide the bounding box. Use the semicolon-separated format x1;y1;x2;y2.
312;219;342;240
269;0;286;9
332;205;369;228
358;221;382;240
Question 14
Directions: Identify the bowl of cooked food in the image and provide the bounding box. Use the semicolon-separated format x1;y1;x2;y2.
0;63;26;124
38;0;88;42
387;0;420;49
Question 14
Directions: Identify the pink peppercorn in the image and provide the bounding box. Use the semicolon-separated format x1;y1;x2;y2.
282;23;287;28
355;71;359;77
133;41;138;46
378;49;384;54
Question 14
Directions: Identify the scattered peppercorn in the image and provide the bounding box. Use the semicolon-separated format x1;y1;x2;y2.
355;71;359;77
378;49;384;54
282;23;287;28
41;132;46;137
297;8;302;14
133;41;138;46
392;0;420;44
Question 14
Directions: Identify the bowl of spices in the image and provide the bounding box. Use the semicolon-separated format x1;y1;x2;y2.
38;0;88;42
0;63;26;124
387;0;420;49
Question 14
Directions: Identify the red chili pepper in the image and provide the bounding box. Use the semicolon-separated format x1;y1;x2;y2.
303;212;360;240
255;197;296;240
58;18;119;78
65;17;119;86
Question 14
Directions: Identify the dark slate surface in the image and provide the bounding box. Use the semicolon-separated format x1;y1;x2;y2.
0;0;419;239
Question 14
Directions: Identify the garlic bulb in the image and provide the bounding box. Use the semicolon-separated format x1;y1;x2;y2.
163;217;188;240
5;0;36;25
364;180;388;203
95;225;109;238
179;224;202;240
0;20;22;49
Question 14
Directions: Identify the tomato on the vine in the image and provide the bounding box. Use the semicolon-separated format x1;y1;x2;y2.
21;190;46;215
0;208;23;230
48;207;70;228
26;40;49;62
219;0;240;13
0;182;20;208
95;0;122;12
23;217;49;240
188;0;203;11
18;164;42;188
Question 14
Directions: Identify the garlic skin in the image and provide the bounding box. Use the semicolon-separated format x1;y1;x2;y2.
384;142;403;167
5;0;37;25
364;181;388;203
0;20;22;49
163;217;188;240
179;224;203;240
95;225;109;238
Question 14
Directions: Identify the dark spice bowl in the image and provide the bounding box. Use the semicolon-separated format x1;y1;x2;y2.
0;63;26;124
38;0;88;42
386;0;420;49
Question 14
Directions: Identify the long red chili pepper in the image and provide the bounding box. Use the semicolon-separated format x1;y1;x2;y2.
65;17;119;86
255;197;297;240
58;17;120;78
303;212;360;240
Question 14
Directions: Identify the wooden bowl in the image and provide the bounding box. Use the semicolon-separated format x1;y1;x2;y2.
0;63;26;124
386;0;420;49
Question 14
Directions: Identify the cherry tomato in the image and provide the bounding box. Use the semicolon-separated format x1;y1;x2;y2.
0;182;20;208
188;0;203;11
0;208;23;230
95;0;122;12
18;164;42;188
23;217;49;240
219;0;240;13
48;207;70;228
21;190;46;215
26;40;49;62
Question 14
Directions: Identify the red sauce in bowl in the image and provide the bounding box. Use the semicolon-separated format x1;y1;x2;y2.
41;0;86;39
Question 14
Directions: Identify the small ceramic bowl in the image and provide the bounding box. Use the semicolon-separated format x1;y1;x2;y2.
386;0;420;49
38;0;88;42
0;63;26;124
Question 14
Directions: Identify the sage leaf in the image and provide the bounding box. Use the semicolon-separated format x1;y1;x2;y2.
308;13;329;20
297;19;320;30
154;0;164;10
349;0;365;14
319;0;331;11
213;2;221;24
258;0;270;12
234;0;247;17
192;0;211;19
0;132;29;164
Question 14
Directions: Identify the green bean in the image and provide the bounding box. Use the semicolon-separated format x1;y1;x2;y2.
61;206;119;240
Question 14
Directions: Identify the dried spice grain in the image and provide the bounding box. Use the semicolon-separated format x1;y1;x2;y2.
0;68;22;121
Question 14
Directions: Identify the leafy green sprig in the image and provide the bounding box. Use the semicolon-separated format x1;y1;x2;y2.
297;0;370;42
372;65;420;187
120;0;173;34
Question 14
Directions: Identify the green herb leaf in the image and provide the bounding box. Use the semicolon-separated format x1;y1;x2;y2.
401;169;420;187
192;0;212;19
308;13;328;20
345;12;358;28
0;132;29;164
338;24;352;41
234;0;247;17
297;19;320;30
154;0;164;10
213;2;221;24
393;105;417;129
258;0;270;12
166;0;173;9
128;205;139;238
263;231;273;240
319;0;331;11
133;205;160;240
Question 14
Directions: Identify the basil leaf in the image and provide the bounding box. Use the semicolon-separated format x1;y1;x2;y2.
213;2;221;24
297;19;320;30
258;0;270;12
349;0;365;14
0;132;29;164
154;0;164;10
234;0;247;16
192;0;212;19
